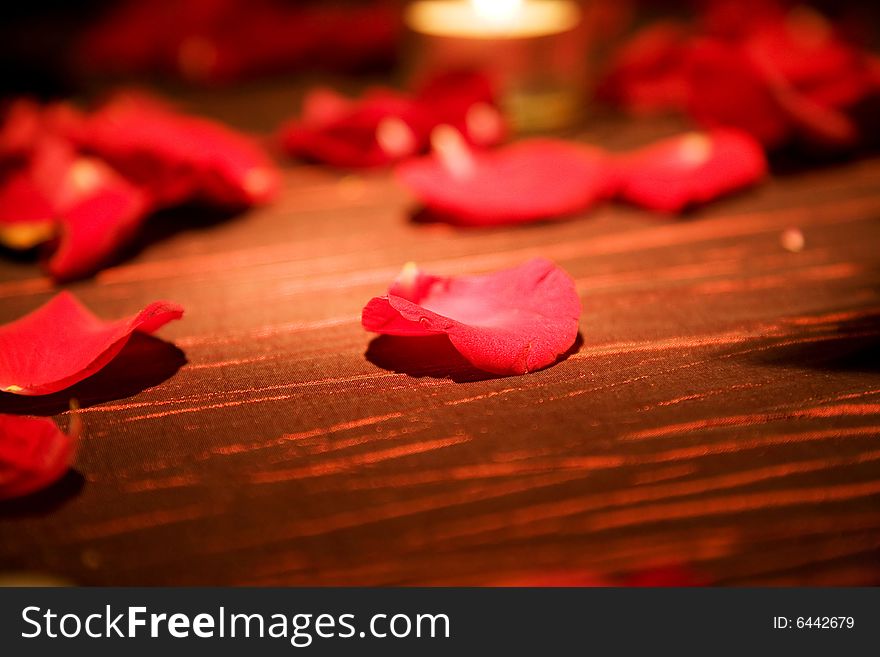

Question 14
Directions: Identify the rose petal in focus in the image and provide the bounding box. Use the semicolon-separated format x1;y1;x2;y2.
397;134;612;226
0;292;183;396
0;413;79;500
615;129;767;212
362;258;581;375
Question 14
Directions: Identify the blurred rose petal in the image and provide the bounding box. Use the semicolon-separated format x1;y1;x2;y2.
413;69;507;147
397;132;611;226
614;129;768;212
0;414;79;500
47;157;151;281
74;92;279;208
0;169;57;250
279;88;426;168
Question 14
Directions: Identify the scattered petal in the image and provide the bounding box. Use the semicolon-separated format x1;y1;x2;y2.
601;3;879;152
279;87;426;168
47;158;151;281
279;70;504;168
397;133;611;226
362;258;581;375
614;129;767;212
74;92;280;208
686;39;793;148
0;170;57;250
0;413;79;500
0;99;85;163
1;94;277;279
413;69;507;147
596;21;691;116
2;137;152;279
0;99;43;162
0;292;184;396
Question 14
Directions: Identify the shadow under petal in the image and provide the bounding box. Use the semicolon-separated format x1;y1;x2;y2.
0;470;85;518
408;205;570;231
0;243;42;265
750;313;880;373
108;202;245;268
365;332;584;383
0;333;187;416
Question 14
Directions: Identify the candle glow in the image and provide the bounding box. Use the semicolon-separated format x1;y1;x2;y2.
405;0;580;39
472;0;523;25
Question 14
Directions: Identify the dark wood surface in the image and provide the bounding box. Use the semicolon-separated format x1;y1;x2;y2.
1;87;879;585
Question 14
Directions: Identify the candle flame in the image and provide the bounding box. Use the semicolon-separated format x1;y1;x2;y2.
472;0;523;24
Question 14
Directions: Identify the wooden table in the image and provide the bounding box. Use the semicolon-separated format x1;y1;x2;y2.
1;86;879;585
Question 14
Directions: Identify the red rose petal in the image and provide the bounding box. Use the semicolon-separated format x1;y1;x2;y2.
75;92;280;208
47;158;151;281
279;70;505;169
362;258;581;375
0;170;56;250
300;88;357;126
5;136;153;279
413;69;507;147
770;80;859;148
603;4;877;152
0;99;43;162
615;129;767;213
744;6;860;90
396;130;611;226
279;87;425;168
686;39;793;148
0;99;85;164
0;292;184;396
0;413;78;500
596;21;692;116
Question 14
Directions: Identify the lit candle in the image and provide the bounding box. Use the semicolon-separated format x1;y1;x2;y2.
403;0;585;131
405;0;580;39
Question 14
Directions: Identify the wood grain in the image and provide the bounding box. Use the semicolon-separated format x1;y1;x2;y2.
0;97;878;586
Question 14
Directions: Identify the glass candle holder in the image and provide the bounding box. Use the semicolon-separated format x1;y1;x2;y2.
403;0;586;133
